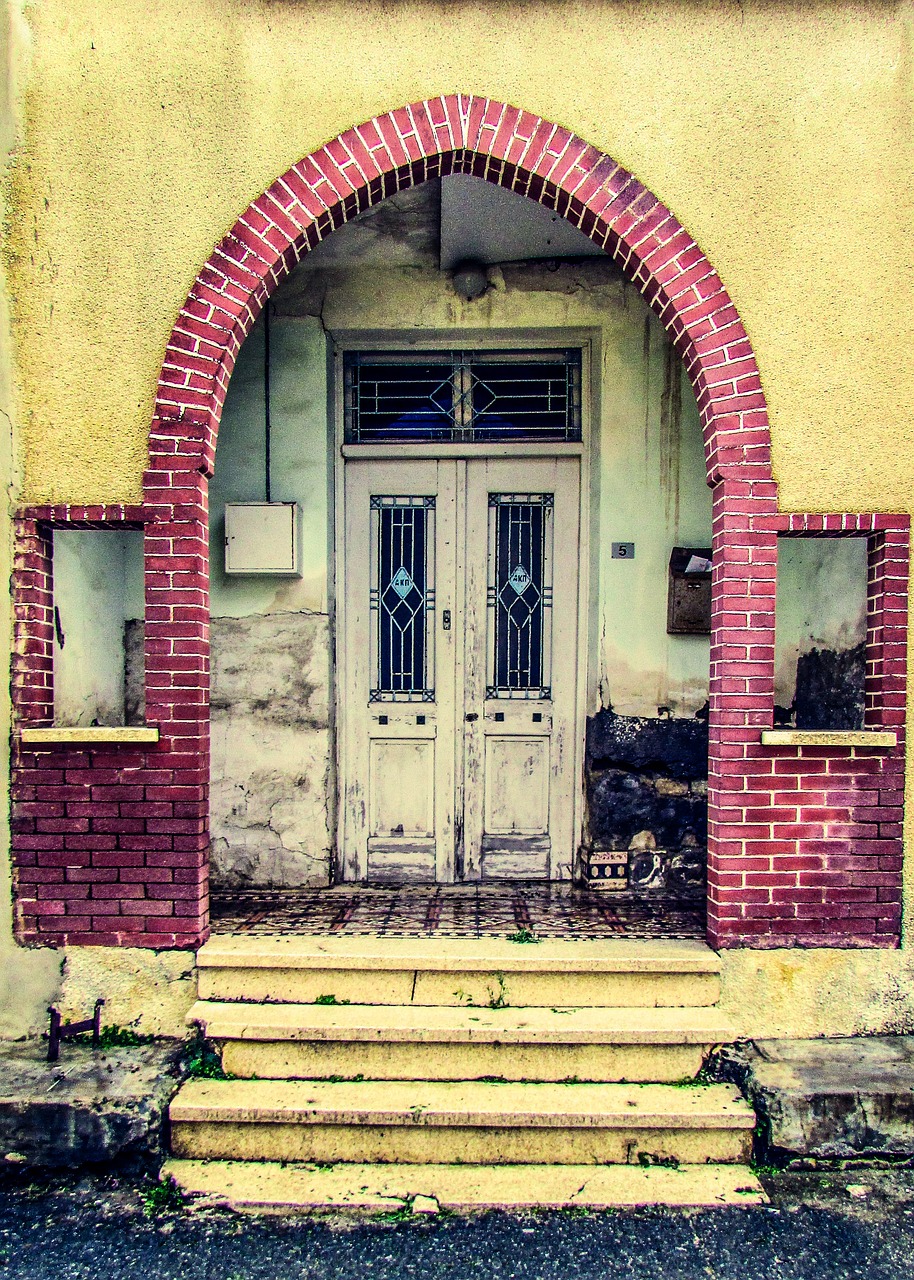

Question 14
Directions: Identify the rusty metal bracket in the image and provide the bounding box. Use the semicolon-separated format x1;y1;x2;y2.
47;998;105;1063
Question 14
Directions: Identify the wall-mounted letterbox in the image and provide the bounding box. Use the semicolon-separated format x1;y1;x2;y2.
667;546;712;635
224;503;302;577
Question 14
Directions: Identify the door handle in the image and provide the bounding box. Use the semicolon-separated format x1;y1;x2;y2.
442;609;451;631
465;712;478;722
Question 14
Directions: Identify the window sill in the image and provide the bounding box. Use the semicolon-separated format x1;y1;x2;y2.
760;729;897;749
20;726;160;746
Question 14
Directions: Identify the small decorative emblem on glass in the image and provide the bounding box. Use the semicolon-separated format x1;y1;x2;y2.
507;564;532;595
390;566;416;600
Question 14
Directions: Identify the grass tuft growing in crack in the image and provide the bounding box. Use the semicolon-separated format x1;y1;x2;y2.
184;1036;235;1080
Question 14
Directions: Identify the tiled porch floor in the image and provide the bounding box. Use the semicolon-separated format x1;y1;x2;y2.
209;884;706;940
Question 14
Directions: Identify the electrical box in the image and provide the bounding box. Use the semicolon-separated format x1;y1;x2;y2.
224;503;302;577
667;546;712;635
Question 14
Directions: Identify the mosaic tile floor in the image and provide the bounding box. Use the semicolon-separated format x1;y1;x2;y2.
210;885;706;940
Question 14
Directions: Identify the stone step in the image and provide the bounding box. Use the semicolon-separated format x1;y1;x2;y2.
169;1079;755;1165
163;1157;767;1212
196;936;721;1008
190;999;734;1082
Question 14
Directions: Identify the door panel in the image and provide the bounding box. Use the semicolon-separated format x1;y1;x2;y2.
484;737;550;832
342;460;457;884
463;457;580;881
341;454;579;883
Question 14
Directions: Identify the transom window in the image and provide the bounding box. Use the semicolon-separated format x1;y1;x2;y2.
344;350;582;444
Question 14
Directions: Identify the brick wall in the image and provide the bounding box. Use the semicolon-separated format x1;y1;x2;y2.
11;502;209;947
707;506;908;948
8;96;908;948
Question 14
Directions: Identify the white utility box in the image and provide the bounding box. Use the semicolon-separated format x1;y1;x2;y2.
224;503;302;577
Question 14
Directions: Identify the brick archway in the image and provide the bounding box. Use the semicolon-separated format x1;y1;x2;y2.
11;98;907;951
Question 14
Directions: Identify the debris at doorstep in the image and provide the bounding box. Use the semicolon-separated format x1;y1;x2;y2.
411;1195;440;1215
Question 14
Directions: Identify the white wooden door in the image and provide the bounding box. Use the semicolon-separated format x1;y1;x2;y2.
340;455;581;883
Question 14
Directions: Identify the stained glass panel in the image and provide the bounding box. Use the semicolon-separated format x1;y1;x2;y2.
487;494;553;699
370;496;435;701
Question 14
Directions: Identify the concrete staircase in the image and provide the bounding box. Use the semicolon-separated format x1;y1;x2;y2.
164;936;765;1212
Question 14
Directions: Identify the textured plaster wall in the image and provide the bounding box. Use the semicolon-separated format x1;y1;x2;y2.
719;950;914;1040
1;0;914;1031
4;0;912;513
59;947;196;1039
0;0;63;1035
209;613;332;888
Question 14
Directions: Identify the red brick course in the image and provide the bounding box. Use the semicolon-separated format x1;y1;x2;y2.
9;96;908;949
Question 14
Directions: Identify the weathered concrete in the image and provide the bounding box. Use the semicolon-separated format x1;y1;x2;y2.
209;612;332;889
713;1037;914;1162
195;934;721;1008
164;1158;766;1212
60;947;197;1039
0;1040;184;1168
169;1078;754;1165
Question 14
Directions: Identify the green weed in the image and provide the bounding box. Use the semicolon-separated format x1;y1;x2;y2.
375;1204;413;1223
507;928;540;944
184;1038;234;1080
74;1023;153;1048
314;994;350;1005
141;1175;184;1217
487;973;508;1009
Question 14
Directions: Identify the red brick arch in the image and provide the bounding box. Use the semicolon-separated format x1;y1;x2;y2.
153;96;772;484
11;97;906;952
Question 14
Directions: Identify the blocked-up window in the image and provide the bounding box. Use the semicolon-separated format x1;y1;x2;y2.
774;537;868;730
52;530;145;727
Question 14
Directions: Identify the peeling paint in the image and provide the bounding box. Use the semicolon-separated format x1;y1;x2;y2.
209;613;332;889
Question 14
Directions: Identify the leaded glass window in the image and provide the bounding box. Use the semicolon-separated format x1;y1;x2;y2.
345;351;581;443
370;496;435;701
487;494;553;699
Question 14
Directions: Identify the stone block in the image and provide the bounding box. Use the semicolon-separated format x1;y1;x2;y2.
0;1040;185;1168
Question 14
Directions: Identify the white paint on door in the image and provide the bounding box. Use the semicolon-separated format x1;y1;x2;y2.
340;453;582;883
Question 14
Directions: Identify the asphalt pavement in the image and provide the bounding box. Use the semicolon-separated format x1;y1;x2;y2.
0;1166;912;1279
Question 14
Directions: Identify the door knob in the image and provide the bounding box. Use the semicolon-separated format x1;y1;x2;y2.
465;712;478;722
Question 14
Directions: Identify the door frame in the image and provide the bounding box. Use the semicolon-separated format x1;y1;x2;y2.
331;328;597;884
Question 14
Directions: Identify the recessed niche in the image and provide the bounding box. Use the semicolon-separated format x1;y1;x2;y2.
774;537;868;731
52;529;145;728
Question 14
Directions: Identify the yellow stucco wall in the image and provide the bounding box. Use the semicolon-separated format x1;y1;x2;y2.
0;0;65;1033
4;0;913;512
3;1;914;1037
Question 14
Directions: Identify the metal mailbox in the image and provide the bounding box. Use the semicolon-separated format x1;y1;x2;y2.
667;546;712;635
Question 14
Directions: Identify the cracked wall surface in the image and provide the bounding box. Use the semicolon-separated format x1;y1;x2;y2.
208;178;714;885
209;613;332;889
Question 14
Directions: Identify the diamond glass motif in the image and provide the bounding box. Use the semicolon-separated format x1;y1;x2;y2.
507;564;531;595
390;567;415;599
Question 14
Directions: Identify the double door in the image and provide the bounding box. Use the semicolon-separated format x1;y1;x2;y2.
339;455;581;883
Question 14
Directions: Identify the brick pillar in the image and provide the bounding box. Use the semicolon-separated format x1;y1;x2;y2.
706;478;779;948
140;444;211;944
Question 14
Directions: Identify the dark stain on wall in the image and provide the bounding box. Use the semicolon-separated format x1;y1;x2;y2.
585;709;708;900
793;641;866;731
